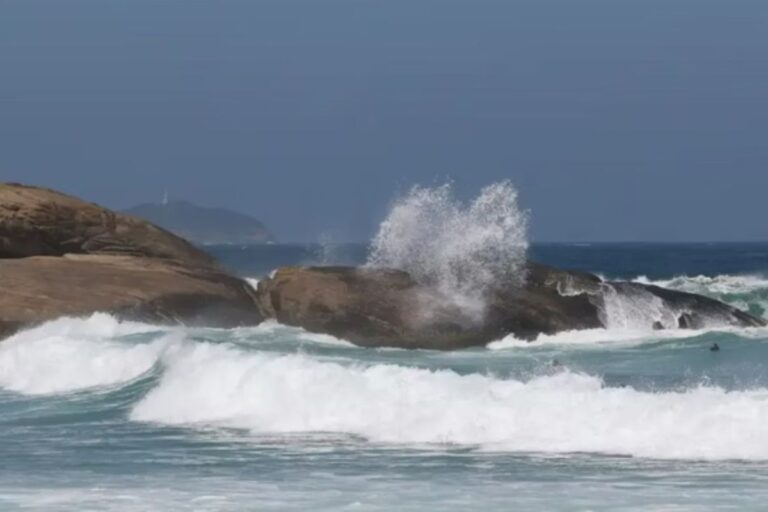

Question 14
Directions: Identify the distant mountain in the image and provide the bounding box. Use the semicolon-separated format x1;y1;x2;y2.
124;201;275;245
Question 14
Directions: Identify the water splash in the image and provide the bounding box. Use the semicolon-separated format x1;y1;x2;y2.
599;283;680;330
366;181;529;317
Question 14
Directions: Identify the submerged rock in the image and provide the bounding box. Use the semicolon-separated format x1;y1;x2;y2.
256;263;765;349
0;183;263;339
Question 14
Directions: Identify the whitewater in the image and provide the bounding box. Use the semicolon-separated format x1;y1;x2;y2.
3;308;768;461
1;261;768;510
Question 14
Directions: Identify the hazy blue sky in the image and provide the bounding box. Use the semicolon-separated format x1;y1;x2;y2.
2;0;766;242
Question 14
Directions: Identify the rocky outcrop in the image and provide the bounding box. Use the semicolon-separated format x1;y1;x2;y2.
598;281;763;330
0;183;263;339
0;255;262;338
0;183;214;265
2;182;763;348
256;266;497;349
255;263;765;349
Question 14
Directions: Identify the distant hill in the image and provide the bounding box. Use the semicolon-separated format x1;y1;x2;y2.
124;201;275;245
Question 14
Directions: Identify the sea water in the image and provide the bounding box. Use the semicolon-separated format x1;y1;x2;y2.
2;242;768;511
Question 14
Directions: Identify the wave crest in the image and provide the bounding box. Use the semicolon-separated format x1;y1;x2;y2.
131;342;768;460
0;314;171;395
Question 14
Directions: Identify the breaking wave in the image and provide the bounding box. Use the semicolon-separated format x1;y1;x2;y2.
130;341;768;461
2;314;768;460
488;326;704;349
0;314;171;395
635;274;768;320
6;262;768;463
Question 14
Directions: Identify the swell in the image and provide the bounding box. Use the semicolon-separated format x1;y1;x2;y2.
4;274;768;464
3;314;768;461
128;342;768;461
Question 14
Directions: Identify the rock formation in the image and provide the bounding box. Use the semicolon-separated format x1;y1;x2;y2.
0;183;263;339
255;263;765;349
0;183;214;264
2;182;763;349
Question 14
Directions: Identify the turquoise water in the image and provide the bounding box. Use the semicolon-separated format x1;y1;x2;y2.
2;243;768;511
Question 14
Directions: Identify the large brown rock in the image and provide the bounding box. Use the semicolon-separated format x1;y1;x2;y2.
0;183;213;266
255;263;603;349
0;255;263;339
0;183;264;338
256;266;495;349
256;263;765;349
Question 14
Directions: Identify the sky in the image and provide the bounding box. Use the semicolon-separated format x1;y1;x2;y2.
1;0;767;242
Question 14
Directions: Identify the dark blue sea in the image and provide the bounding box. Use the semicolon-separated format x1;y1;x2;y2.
214;241;768;281
2;243;768;511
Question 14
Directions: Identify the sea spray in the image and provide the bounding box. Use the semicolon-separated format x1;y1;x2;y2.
366;181;529;319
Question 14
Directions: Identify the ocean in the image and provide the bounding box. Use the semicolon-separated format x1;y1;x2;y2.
2;242;768;511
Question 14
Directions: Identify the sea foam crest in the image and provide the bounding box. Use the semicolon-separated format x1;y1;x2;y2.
131;342;768;461
367;181;529;317
0;314;172;395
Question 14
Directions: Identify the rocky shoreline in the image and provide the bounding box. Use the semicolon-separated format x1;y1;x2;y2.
1;183;764;348
254;263;765;349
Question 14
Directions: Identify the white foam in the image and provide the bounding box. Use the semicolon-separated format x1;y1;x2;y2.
634;274;768;320
132;343;768;460
230;320;355;348
0;314;173;395
296;330;356;347
231;319;283;337
489;324;768;349
367;181;529;319
635;274;768;295
244;277;260;290
487;327;697;349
